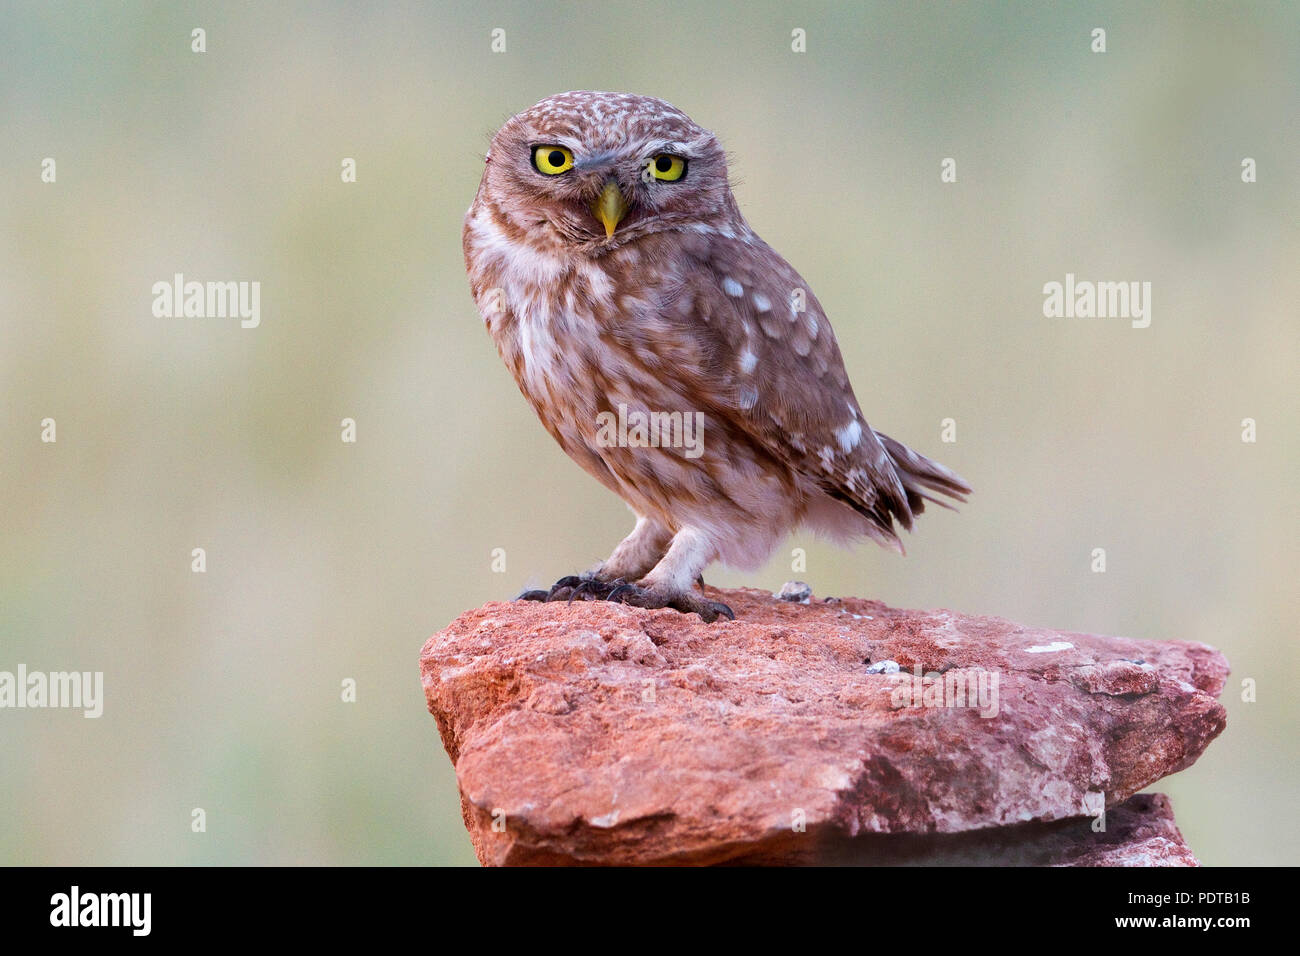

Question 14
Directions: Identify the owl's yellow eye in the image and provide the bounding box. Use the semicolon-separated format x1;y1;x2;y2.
647;154;686;181
533;145;574;175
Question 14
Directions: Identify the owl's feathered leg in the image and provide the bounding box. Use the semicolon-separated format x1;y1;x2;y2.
588;514;673;583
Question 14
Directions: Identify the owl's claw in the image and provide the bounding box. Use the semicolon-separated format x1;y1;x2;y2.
515;574;614;603
673;593;736;623
545;575;584;601
515;575;583;603
518;575;734;623
566;576;616;604
605;582;639;604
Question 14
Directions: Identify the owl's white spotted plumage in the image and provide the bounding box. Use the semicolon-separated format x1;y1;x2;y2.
464;91;970;621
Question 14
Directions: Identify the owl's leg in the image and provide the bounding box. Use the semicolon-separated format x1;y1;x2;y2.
609;526;735;623
516;515;671;602
587;514;674;583
519;524;732;623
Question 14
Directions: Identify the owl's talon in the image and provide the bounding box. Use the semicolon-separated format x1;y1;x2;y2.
545;575;584;601
709;600;736;621
669;593;735;623
517;589;550;602
605;582;638;604
567;577;602;604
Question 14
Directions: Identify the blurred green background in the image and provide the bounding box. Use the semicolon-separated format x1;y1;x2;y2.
1;1;1295;865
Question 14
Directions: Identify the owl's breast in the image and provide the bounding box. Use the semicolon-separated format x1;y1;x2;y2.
465;206;720;506
473;243;627;395
493;265;621;410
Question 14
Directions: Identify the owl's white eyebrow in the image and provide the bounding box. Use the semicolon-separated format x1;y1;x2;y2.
642;139;693;157
534;135;585;152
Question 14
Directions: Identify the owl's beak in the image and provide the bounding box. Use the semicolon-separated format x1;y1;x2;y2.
591;180;628;238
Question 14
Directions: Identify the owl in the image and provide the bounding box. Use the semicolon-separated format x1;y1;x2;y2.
464;91;970;622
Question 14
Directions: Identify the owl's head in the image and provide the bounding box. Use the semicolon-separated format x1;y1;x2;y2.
476;91;737;252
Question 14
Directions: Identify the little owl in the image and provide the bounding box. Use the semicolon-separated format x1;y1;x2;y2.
464;91;970;622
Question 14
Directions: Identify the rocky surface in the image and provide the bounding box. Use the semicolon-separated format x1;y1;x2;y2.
770;792;1202;866
420;585;1227;866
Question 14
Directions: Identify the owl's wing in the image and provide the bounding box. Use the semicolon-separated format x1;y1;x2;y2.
637;232;968;544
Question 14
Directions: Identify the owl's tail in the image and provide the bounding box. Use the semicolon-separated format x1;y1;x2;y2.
875;431;972;517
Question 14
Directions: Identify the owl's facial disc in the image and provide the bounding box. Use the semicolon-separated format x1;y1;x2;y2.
486;92;732;250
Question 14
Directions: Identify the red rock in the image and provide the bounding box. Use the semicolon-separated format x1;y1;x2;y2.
420;586;1227;866
1053;793;1201;867
727;792;1200;866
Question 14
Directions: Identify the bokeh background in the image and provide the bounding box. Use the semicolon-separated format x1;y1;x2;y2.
1;1;1296;866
